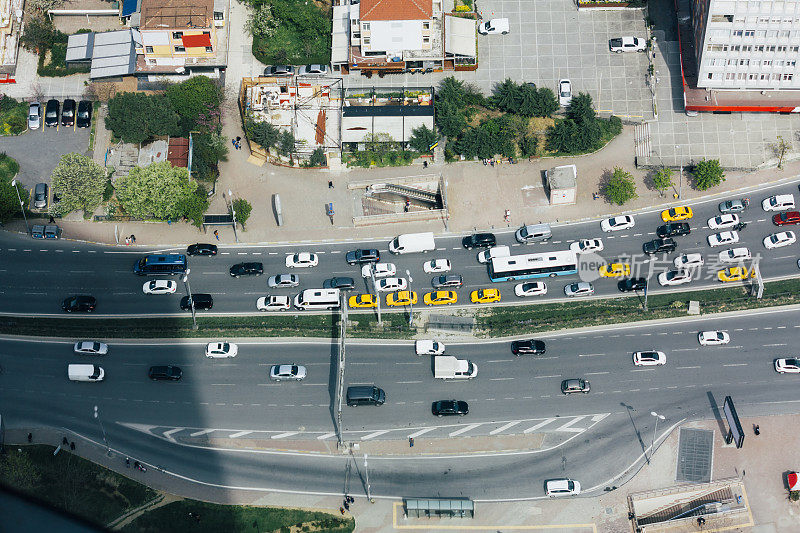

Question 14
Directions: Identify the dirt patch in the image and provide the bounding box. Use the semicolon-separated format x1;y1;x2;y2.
466;106;504;127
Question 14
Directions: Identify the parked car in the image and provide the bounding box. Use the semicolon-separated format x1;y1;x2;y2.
386;290;417;307
515;281;547;297
61;99;76;127
229;262;264;277
431;399;469;416
609;36;646;53
264;65;295;76
643;238;676;255
564;282;594;297
256;295;291;311
62;295;96;312
73;341;108;355
545;478;582;497
561;378;590;395
205;342;238;358
268;274;299;288
511;339;546;355
269;364;307;381
657;222;691;238
322;277;355;289
432;274;463;288
477;18;509;35
558;79;572;107
44;99;59;127
149;365;182;381
718;266;753;282
773;211;800;226
423;290;457;305
76;100;92;128
345;249;380;265
33;182;48;209
298;64;329;75
618;277;647;292
470;288;501;304
719;199;747;213
28;102;41;130
187;243;217;256
180;294;213;310
348;294;377;308
462;233;496;250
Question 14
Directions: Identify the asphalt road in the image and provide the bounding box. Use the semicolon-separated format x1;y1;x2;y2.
1;181;800;315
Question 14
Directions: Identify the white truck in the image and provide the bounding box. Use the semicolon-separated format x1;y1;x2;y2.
388;232;436;254
609;36;647;53
433;356;478;380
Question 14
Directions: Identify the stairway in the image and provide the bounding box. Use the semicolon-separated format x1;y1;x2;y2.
634;122;652;161
637;486;733;525
368;183;439;205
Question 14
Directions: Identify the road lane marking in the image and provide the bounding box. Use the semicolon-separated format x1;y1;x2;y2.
317;432;336;440
271;431;300;439
361;430;391;440
490;421;523;435
578;353;604;357
591;413;610;422
449;424;480;437
764;343;787;347
487;359;515;363
555;416;586;432
407;427;437;438
585;371;610;375
523;418;556;433
676;366;701;369
489;377;514;381
228;431;253;438
534;375;560;379
396;380;422;384
673;348;699;352
724;363;748;367
189;429;214;437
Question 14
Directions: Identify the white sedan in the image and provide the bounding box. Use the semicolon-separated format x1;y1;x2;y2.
142;279;177;295
205;342;238;358
698;331;730;346
708;214;739;229
775;358;800;373
558;79;572;107
658;269;692;286
718;247;751;263
600;215;635;233
674;253;704;268
423;259;452;274
515;281;547;297
633;351;666;366
377;277;407;292
569;239;604;254
285;252;319;268
764;230;796;249
708;231;739;247
256;295;291;311
415;340;446;355
362;262;397;278
269;364;307;381
73;341;108;355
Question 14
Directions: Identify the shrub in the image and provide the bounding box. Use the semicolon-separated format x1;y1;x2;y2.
602;167;638;205
692;159;725;190
308;147;327;167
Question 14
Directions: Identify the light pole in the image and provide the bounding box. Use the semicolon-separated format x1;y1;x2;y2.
649;411;665;464
675;145;683;199
182;268;198;330
93;405;111;456
364;453;373;503
227;189;240;243
368;264;382;326
10;180;29;233
405;269;413;328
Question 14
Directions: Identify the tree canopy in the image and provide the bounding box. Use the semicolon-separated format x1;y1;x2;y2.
165;76;222;135
692;159;725;190
114;161;199;220
603;167;638;205
0;181;28;224
409;124;437;154
106;92;179;144
232;198;252;229
50;153;107;216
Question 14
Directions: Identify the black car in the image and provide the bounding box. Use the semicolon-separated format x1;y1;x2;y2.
462;233;497;250
180;294;213;310
511;339;546;355
62;295;96;312
61;99;76;127
264;65;295;76
432;399;469;417
618;277;647;292
656;222;690;238
432;274;463;288
229;262;264;277
642;238;677;255
148;365;182;381
44;99;59;127
76;100;92;128
345;249;380;265
323;277;355;289
187;243;218;256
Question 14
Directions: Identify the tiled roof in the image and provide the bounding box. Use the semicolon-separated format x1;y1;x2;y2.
140;0;213;30
360;0;433;21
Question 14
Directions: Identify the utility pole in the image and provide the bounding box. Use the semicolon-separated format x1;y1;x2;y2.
405;269;414;328
93;405;111;456
649;411;665;464
364;453;373;502
643;277;649;312
182;269;198;330
335;291;347;447
369;264;382;326
10;180;29;234
675;145;683;200
226;189;240;243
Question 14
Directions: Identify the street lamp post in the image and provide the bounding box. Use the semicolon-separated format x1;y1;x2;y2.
368;264;382;326
405;269;413;328
649;411;665;464
182;268;198;330
93;405;111;456
364;453;373;503
675;145;683;199
227;189;240;243
10;180;29;233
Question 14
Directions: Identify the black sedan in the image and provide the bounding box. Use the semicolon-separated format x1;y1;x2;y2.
187;243;217;256
61;99;76;127
511;339;546;355
44;99;59;127
148;365;182;381
76;100;92;128
62;295;96;312
642;237;676;255
229;262;264;277
462;233;496;250
180;294;213;310
322;277;355;289
345;249;379;265
618;277;647;292
432;399;469;417
656;222;690;238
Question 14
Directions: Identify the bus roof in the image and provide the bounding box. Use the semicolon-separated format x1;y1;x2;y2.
143;254;187;264
490;250;577;273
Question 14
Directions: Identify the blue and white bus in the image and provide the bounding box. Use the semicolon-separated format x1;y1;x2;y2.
134;254;188;276
488;250;578;282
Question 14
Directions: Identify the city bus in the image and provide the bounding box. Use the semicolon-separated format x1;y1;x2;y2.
133;254;188;276
488;250;578;282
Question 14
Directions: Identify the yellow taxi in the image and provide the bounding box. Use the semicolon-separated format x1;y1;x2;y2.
717;266;754;282
386;290;418;307
348;294;377;308
661;206;693;222
599;263;631;278
470;288;501;304
423;290;457;306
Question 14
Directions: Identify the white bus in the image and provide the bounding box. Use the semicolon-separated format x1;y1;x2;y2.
294;289;341;310
488;250;578;282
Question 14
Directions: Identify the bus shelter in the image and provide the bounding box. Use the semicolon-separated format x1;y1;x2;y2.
403;498;474;519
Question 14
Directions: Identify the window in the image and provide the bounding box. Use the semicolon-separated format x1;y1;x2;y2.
363;37;370;45
778;46;787;52
756;45;764;52
423;36;430;44
737;73;746;79
362;22;370;30
726;72;735;80
733;30;743;37
732;45;741;51
744;30;754;37
743;46;752;52
764;60;772;66
174;46;185;52
784;73;793;80
789;60;796;67
780;30;790;38
173;31;183;39
739;59;749;65
757;30;766;38
214;11;224;20
422;21;430;29
708;73;714;79
205;46;213;52
145;46;154;53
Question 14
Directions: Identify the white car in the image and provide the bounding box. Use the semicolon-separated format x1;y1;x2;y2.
423;259;451;274
698;331;730;346
762;194;795;212
285;252;319;268
73;341;108;355
415;339;446;355
515;281;547;297
142;279;177;295
545;478;581;497
377;277;407;292
362;262;397;278
764;230;796;249
658;269;692;286
601;215;635;232
269;364;307;381
609;36;646;53
708;231;739;247
256;295;291;311
28;102;41;130
569;238;604;254
477;18;509;35
633;351;666;366
205;342;238;358
708;214;739;229
558;79;572;107
674;253;704;268
719;247;751;263
477;245;511;264
775;358;800;373
268;274;299;288
564;282;594;297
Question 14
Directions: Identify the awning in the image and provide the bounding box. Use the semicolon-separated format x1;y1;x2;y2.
790;472;799;491
444;15;476;57
121;0;139;17
182;33;212;48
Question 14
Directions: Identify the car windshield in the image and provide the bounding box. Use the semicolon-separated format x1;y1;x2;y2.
787;358;800;366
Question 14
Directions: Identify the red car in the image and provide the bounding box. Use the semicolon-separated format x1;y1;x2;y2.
773;211;800;226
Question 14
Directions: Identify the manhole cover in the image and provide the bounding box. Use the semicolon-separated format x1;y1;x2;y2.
676;428;714;483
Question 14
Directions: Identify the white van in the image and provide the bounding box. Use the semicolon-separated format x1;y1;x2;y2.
477;245;510;264
388;232;436;254
762;194;795;212
294;289;341;310
68;364;105;382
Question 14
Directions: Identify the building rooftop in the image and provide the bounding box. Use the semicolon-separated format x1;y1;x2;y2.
140;0;213;30
359;0;432;21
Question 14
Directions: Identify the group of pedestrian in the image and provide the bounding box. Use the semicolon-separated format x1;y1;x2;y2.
339;495;354;514
232;136;242;150
124;235;136;246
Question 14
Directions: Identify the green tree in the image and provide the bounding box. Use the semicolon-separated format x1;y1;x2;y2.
516;83;538;117
566;92;596;123
692;159;725;190
246;119;280;150
0;180;28;224
519;134;538;158
533;87;559;118
19;17;58;52
192;132;228;182
165;76;222;135
603;167;638;205
545;119;579;153
232;198;252;229
173;185;209;227
770;135;792;169
308;147;327;167
50;153;107;216
115;161;197;220
0;450;41;492
492;78;520;113
409;124;437;153
437;77;467;106
106;92;179;144
247;3;277;37
277;130;295;156
435;99;467;138
651;167;674;197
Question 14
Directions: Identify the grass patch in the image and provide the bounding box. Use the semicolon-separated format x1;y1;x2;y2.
250;0;332;65
122;500;353;533
0;96;29;135
38;39;90;77
0;152;20;180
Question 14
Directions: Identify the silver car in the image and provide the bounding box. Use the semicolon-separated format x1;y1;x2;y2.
432;274;463;288
269;364;307;381
73;341;108;355
267;274;299;288
719;199;746;214
298;64;329;75
33;183;48;209
28;103;41;130
564;282;594;297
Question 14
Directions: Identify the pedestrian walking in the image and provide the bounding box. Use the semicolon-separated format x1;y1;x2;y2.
232;138;237;148
49;215;55;223
754;424;760;435
214;230;220;241
339;507;345;515
236;136;241;143
130;235;136;244
70;442;75;451
126;457;130;468
328;180;334;189
343;499;350;511
125;237;131;245
347;496;354;504
62;437;69;446
27;433;32;443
